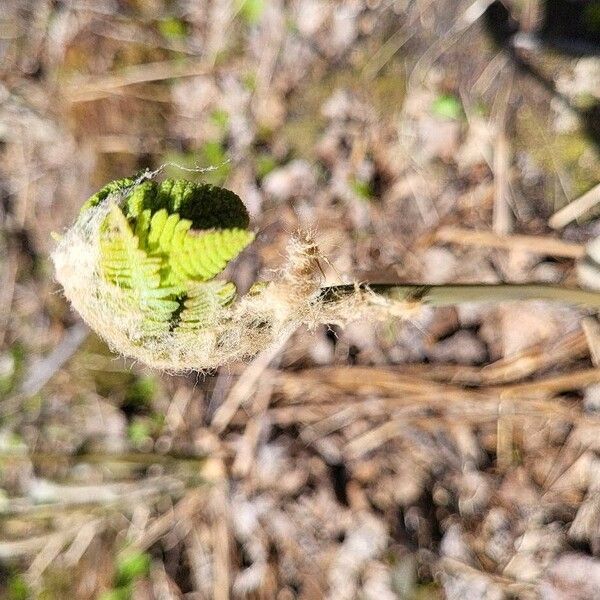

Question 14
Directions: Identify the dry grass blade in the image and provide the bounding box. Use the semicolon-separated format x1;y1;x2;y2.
274;354;600;403
549;182;600;229
343;398;570;459
65;59;211;102
403;330;589;385
492;69;514;235
232;363;280;477
210;485;231;600
211;326;296;433
0;522;86;561
131;490;207;552
18;322;89;398
501;368;600;399
0;246;18;347
361;3;422;79
582;316;600;366
186;525;213;598
0;476;185;519
435;226;585;259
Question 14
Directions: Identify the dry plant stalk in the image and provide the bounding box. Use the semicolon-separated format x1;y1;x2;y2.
53;175;600;372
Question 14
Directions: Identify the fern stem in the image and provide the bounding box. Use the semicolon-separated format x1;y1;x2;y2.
320;283;600;309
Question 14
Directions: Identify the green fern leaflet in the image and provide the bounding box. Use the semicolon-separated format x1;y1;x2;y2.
85;177;255;336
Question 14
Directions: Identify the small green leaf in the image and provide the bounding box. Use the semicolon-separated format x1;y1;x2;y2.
237;0;265;25
115;551;151;587
128;419;152;445
100;205;179;335
7;574;29;600
210;109;230;130
431;93;463;121
158;179;249;230
99;589;130;600
125;180;162;218
350;177;375;201
81;177;135;213
124;376;156;408
255;154;278;180
158;17;188;40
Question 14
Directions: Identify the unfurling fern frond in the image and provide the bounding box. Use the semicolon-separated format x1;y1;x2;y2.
87;177;254;337
55;173;600;373
55;176;328;371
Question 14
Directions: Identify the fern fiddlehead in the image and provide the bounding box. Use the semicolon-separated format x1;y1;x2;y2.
54;175;600;372
53;176;258;370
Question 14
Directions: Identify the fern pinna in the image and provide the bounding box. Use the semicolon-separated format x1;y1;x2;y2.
85;177;254;338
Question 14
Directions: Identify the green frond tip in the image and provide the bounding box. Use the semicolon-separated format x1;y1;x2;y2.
86;177;255;338
81;177;136;212
81;177;251;230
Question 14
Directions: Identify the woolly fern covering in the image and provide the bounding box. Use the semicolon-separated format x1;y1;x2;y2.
84;177;254;337
54;176;331;371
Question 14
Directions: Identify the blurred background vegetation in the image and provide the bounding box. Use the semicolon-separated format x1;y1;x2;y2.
2;1;600;598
